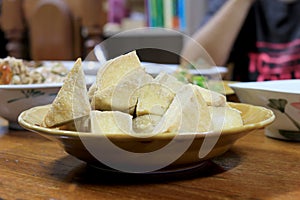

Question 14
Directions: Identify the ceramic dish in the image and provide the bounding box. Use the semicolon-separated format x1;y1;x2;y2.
43;60;101;75
44;61;228;77
141;62;228;77
18;102;274;173
0;75;95;129
0;116;8;135
203;80;237;96
229;80;300;141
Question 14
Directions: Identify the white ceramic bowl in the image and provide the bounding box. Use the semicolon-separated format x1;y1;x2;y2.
229;80;300;141
43;60;102;75
141;62;228;77
44;61;228;78
0;75;95;129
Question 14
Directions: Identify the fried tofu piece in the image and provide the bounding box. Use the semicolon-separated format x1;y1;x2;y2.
42;58;91;128
88;51;142;98
192;85;226;107
133;114;162;133
90;110;133;134
91;68;153;113
154;71;184;92
153;84;212;134
208;106;243;131
89;51;153;113
134;83;175;116
155;72;226;107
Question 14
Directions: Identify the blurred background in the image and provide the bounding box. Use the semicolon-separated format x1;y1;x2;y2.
0;0;208;63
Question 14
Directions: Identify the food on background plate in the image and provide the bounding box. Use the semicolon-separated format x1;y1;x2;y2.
0;56;68;85
42;51;243;134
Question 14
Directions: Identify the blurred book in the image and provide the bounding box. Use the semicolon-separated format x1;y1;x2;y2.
163;0;173;29
178;0;186;31
106;0;208;35
108;0;128;23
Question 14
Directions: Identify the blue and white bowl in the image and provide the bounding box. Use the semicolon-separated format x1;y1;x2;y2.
229;79;300;141
0;75;95;129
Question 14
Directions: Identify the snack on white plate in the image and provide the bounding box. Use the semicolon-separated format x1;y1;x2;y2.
42;50;243;134
42;58;91;128
0;56;68;85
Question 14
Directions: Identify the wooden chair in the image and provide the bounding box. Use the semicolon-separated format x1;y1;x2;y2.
28;0;75;60
0;0;106;60
0;1;8;58
1;0;26;58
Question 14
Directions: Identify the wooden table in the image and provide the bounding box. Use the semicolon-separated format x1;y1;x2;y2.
0;128;300;199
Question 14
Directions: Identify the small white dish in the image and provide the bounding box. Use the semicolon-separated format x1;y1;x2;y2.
0;75;95;129
0;116;8;135
44;61;228;78
42;60;102;75
229;80;300;141
141;62;228;77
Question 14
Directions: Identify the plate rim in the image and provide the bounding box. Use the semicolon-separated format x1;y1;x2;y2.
229;80;300;95
18;102;275;141
17;102;275;172
0;75;96;89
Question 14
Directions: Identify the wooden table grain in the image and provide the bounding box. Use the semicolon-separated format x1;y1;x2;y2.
0;128;299;200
